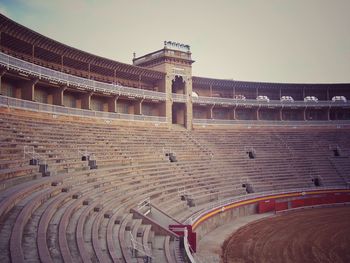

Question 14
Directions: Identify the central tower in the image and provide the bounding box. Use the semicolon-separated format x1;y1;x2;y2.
133;41;195;129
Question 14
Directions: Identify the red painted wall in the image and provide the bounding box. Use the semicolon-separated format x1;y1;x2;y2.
258;199;276;213
275;201;288;211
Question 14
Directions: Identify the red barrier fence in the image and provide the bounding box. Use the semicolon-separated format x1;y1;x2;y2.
258;192;350;213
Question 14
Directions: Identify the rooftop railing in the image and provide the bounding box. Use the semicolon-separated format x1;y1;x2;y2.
0;52;167;101
192;95;350;108
0;95;167;123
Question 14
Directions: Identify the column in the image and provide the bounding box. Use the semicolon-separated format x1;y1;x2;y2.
165;75;173;125
185;77;193;129
22;78;38;101
233;106;237;120
280;107;283;121
108;95;118;112
81;92;93;110
53;86;66;106
134;99;143;115
0;69;6;95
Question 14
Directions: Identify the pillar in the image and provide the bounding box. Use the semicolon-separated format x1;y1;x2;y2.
0;69;6;95
53;86;66;106
165;75;173;125
22;78;38;101
209;105;214;119
81;92;92;110
230;107;235;120
108;95;118;112
134;99;143;115
233;106;237;120
280;107;283;121
185;77;193;129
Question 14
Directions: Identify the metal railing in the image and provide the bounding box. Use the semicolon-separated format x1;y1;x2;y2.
0;52;166;101
24;145;47;166
192;95;350;108
0;95;167;123
137;197;151;215
129;232;153;260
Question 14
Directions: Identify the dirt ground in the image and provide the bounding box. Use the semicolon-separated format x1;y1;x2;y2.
222;207;350;263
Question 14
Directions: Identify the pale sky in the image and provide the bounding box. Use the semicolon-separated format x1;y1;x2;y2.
0;0;349;83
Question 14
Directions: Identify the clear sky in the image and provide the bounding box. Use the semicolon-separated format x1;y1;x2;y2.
0;0;349;83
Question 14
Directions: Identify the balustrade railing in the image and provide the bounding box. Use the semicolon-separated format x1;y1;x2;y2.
192;95;350;107
0;95;167;122
0;52;166;101
172;93;188;102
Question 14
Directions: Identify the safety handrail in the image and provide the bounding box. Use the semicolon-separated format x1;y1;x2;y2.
129;232;153;259
24;145;47;166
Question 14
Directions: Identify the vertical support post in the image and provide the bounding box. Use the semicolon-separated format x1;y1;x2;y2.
81;92;93;110
185;77;193;129
108;95;118;112
22;78;38;101
233;105;237;120
209;105;214;119
53;86;66;106
134;99;143;115
0;69;6;95
280;107;283;121
165;75;173;125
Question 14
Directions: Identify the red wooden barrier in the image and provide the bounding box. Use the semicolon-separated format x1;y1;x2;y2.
258;199;276;213
275;201;288;211
291;198;305;208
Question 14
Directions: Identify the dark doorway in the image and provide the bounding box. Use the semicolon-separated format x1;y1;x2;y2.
172;103;186;125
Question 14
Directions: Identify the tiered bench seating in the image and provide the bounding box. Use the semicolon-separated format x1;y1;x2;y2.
0;110;349;262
